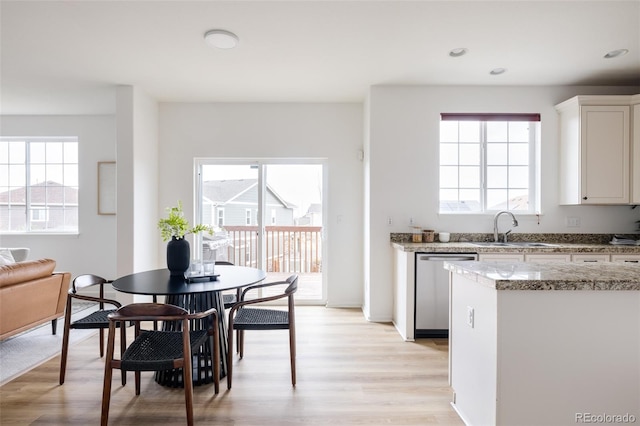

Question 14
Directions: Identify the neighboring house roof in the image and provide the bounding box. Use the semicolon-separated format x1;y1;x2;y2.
439;200;481;212
491;195;529;211
202;179;295;209
306;203;322;215
203;179;255;204
441;195;528;212
297;202;322;226
0;181;78;205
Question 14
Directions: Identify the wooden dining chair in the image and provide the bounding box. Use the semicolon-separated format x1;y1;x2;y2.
227;274;298;389
59;274;126;385
101;303;220;426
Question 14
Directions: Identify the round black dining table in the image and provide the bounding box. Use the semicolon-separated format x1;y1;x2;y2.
112;265;266;387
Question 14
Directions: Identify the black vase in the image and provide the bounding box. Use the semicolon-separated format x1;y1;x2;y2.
166;236;190;277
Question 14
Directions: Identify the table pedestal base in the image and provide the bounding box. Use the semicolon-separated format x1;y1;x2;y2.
155;291;228;387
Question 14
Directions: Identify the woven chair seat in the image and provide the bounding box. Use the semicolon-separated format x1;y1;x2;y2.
120;329;209;371
233;308;289;330
70;309;118;329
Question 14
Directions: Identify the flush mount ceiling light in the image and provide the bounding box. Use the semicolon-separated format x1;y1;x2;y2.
204;29;239;49
604;49;629;59
449;48;468;57
490;68;507;75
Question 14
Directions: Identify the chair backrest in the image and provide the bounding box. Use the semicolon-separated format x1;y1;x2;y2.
109;303;189;322
71;274;111;293
284;275;298;314
237;274;298;306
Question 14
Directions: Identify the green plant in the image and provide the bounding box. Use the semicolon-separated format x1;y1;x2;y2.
157;200;214;242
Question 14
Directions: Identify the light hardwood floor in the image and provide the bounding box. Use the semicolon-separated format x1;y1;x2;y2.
0;307;463;425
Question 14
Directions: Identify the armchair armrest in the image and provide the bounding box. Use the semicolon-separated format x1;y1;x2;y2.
232;275;298;312
70;292;122;308
237;281;291;307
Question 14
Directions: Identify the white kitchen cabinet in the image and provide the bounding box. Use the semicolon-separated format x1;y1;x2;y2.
611;254;640;264
524;253;570;263
556;95;633;205
392;247;415;341
632;97;640;203
571;253;610;263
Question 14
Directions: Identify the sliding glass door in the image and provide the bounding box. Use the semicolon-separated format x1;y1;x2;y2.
195;160;325;304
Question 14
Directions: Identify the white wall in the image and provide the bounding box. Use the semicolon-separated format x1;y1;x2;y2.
116;87;135;279
365;85;640;321
115;86;160;276
115;86;159;302
363;94;372;317
158;103;364;307
131;87;159;273
0;114;117;279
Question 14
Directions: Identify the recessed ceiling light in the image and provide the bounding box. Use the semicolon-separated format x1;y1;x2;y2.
449;48;468;57
490;68;507;75
604;49;629;59
204;29;239;49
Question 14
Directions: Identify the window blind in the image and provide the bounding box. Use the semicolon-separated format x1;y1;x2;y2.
440;113;541;122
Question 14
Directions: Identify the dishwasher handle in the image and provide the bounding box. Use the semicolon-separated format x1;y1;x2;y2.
418;255;477;262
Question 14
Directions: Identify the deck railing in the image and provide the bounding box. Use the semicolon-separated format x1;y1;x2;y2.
215;225;322;273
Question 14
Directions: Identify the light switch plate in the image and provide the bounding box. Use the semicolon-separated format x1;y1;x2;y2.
467;306;474;328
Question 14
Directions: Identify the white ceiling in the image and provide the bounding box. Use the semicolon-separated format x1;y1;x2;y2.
1;0;639;114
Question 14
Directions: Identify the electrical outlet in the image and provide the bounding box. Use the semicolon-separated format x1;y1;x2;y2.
409;217;414;226
387;216;393;226
467;306;475;328
566;217;581;227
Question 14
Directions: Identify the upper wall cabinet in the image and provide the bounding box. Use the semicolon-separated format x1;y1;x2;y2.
555;95;639;205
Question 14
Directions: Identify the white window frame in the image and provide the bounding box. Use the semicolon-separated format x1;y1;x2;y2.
439;113;540;214
217;208;225;227
0;136;79;234
245;208;252;225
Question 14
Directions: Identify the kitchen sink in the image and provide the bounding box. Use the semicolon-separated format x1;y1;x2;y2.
507;242;558;247
470;242;512;246
470;242;558;247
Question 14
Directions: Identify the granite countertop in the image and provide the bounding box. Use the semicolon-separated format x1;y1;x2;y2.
392;241;640;254
444;261;640;291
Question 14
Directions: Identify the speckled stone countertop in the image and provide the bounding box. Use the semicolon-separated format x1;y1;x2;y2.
444;261;640;290
391;233;640;254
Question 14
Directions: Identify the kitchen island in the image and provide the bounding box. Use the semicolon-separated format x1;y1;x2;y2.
444;260;640;426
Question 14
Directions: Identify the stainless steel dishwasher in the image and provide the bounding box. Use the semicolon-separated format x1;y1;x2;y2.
415;252;477;338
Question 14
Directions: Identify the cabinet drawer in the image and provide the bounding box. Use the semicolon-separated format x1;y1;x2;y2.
571;254;610;262
478;254;525;262
610;254;640;263
525;254;571;263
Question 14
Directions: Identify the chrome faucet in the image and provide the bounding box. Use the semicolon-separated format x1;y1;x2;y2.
493;210;519;242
